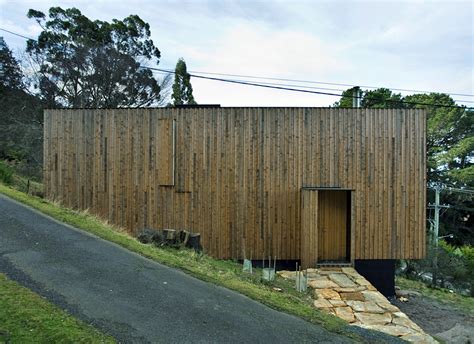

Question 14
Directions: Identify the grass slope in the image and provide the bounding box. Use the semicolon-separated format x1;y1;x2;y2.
0;273;115;343
396;277;474;313
0;183;367;342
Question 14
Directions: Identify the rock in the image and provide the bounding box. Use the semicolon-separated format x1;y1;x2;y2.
334;286;366;293
340;292;365;301
318;270;342;275
354;312;392;325
308;279;339;289
396;289;421;297
308;275;330;281
367;284;377;291
315;288;341;300
377;302;400;312
392;312;408;319
341;267;358;276
346;301;385;314
329;273;357;288
334;306;356;323
361;290;388;304
401;333;438;344
399;296;408;302
392;316;422;332
357;324;413;337
354;278;372;286
313;298;333;308
329;300;347;307
277;271;297;280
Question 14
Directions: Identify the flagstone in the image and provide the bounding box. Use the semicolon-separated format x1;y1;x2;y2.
401;332;439;344
313;298;333;308
354;278;372;286
354;312;392;325
277;267;435;343
361;290;388;304
334;286;366;293
340;291;365;301
329;273;357;288
315;288;341;300
357;324;413;337
329;300;347;307
392;316;423;331
334;306;355;323
308;279;339;289
346;301;385;314
377;302;400;312
392;311;408;319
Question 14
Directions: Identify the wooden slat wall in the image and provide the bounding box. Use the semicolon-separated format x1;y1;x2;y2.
301;189;318;268
43;108;426;260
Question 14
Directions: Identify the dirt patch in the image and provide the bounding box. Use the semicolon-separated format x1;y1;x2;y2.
393;294;474;343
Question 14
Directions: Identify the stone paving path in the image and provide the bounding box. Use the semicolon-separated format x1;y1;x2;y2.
277;267;437;343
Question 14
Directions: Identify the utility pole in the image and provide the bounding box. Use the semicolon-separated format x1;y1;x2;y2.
352;87;361;108
428;184;450;286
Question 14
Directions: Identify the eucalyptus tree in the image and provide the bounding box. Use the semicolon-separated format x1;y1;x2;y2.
27;7;162;108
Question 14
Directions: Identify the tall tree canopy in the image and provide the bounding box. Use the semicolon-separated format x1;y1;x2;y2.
172;58;196;106
0;37;23;89
0;39;44;170
333;87;403;108
26;7;162;108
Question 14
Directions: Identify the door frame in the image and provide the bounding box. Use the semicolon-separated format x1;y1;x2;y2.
300;187;355;268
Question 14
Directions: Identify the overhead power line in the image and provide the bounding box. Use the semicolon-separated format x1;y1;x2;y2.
147;67;473;109
2;26;473;108
185;70;474;98
0;27;35;41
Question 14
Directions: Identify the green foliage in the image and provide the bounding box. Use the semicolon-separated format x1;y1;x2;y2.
0;37;23;89
404;93;473;186
0;40;45;175
26;7;162;107
361;88;404;108
0;273;115;343
332;87;403;108
403;240;474;296
172;58;196;106
332;86;359;108
0;85;44;168
0;161;13;184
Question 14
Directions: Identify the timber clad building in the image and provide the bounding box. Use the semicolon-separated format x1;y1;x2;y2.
44;107;426;268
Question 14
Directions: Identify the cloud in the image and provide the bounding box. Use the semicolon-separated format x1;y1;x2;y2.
180;22;351;106
1;0;472;106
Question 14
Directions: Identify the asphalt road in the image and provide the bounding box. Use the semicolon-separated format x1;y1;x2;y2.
0;194;399;343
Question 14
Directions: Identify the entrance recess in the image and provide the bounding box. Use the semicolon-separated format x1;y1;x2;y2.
301;188;352;268
317;190;349;262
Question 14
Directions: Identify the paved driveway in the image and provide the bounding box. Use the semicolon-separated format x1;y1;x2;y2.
0;194;399;343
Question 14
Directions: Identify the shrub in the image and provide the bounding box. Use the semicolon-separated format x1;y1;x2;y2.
401;240;474;295
0;161;13;184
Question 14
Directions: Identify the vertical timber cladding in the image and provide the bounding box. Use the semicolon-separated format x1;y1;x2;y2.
43;108;426;261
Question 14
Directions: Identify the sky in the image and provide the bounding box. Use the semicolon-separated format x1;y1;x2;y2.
0;0;473;106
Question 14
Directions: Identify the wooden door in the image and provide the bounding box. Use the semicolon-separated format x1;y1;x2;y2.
318;191;349;261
